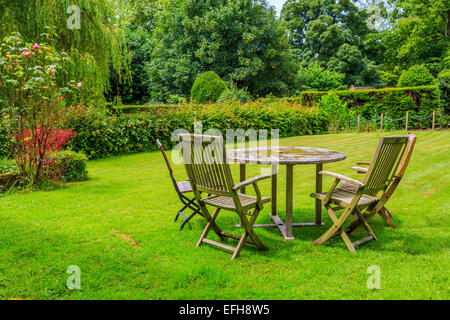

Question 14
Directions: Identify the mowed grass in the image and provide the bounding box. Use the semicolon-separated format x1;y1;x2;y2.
0;130;449;300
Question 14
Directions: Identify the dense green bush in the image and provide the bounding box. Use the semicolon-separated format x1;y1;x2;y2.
397;65;436;87
437;69;450;113
218;84;253;103
319;94;353;132
65;102;328;159
46;151;88;182
190;72;227;104
296;63;347;93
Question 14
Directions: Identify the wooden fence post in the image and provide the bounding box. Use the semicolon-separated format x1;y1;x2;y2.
380;113;384;131
432;110;436;131
405;112;409;131
357;115;360;132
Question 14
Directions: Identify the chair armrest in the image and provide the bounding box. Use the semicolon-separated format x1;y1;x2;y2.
351;166;368;174
232;175;271;190
356;161;371;166
319;171;365;187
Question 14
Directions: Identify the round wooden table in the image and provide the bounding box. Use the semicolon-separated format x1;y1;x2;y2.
227;146;346;240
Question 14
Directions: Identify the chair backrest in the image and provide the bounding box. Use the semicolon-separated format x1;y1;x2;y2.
362;136;409;194
157;139;173;174
396;134;416;178
179;134;234;196
157;139;185;196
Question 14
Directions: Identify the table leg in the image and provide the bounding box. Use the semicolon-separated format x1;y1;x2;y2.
237;163;324;238
315;163;323;225
271;164;277;216
240;163;246;194
285;164;294;240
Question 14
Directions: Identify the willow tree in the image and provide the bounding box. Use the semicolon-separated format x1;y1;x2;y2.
0;0;130;104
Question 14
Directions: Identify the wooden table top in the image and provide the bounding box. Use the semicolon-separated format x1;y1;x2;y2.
227;146;346;165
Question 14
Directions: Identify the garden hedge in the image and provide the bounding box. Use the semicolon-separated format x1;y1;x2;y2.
65;101;328;159
292;86;443;129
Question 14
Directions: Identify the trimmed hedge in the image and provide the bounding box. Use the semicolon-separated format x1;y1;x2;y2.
65;102;328;159
294;86;443;129
191;71;227;104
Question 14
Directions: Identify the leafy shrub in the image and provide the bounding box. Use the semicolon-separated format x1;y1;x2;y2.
296;63;346;92
319;94;352;132
0;158;18;174
65;103;328;159
218;83;252;103
167;95;187;105
0;33;81;186
298;86;442;129
397;65;436;87
0;122;11;157
45;151;88;182
14;129;75;155
437;69;450;113
190;71;227;104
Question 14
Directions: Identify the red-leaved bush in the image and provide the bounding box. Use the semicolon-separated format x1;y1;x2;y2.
14;128;75;154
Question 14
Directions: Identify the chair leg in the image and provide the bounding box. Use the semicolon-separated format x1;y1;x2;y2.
378;207;397;229
231;231;249;260
175;210;187;222
180;206;202;231
339;228;356;253
199;204;223;239
232;209;267;260
355;208;377;242
239;208;268;251
197;208;221;247
314;205;350;246
314;205;359;253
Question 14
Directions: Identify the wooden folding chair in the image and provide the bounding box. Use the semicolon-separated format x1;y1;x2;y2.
344;134;416;231
310;136;409;253
157;139;203;231
178;134;270;260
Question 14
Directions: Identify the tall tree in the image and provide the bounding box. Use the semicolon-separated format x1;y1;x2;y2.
378;0;450;76
0;0;130;104
146;0;296;101
281;0;381;86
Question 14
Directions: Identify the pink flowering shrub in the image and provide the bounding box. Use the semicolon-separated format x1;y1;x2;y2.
0;33;81;186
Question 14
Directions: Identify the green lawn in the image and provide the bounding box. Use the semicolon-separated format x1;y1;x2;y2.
0;131;449;300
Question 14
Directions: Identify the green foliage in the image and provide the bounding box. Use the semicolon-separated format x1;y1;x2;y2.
299;86;442;129
318;93;351;132
217;83;253;103
168;95;187;105
380;70;400;87
0;158;17;174
296;63;346;92
282;0;379;87
377;0;449;76
0;0;130;105
191;72;227;104
65;102;328;159
47;150;88;182
0;34;80;185
0;122;11;157
398;65;436;87
437;69;450;113
147;0;295;101
110;1;158;104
